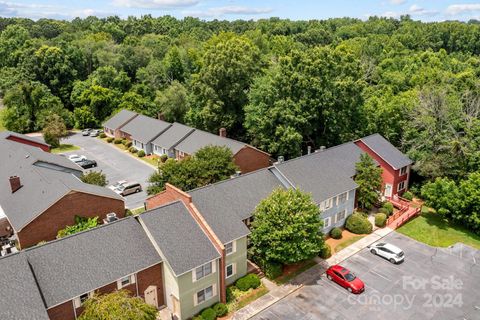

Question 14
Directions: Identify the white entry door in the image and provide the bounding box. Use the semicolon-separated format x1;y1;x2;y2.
384;184;393;197
144;285;158;308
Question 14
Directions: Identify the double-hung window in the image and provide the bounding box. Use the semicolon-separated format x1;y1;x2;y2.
195;285;215;305
338;192;348;204
335;210;346;223
225;241;236;255
398;181;406;191
400;166;407;176
195;262;213;281
74;292;93;308
226;263;236;278
324;198;333;210
324;217;331;229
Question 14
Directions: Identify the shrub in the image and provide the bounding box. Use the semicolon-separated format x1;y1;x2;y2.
345;213;373;234
264;261;283;280
106;137;114;143
129;147;137;153
125;141;132;148
378;207;389;215
160;154;168;162
236;274;260;291
319;243;332;259
382;202;394;215
375;213;387;228
99;132;106;138
403;191;413;201
213;302;228;317
200;308;216;320
330;227;342;239
114;138;122;144
137;150;146;157
121;139;128;145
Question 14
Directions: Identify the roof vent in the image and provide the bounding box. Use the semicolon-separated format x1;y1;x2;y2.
277;156;284;163
9;176;22;193
104;213;118;223
307;146;312;155
319;146;326;152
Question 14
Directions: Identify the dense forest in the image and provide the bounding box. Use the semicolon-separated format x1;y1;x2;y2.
1;15;480;186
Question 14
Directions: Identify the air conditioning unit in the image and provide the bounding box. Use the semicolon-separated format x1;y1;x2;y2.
106;213;118;223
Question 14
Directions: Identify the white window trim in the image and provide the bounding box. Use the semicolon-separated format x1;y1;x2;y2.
400;166;407;176
226;263;236;279
398;181;406;191
73;291;93;309
117;274;136;290
225;240;236;256
324;217;331;229
335;210;347;223
193;284;217;306
192;261;216;282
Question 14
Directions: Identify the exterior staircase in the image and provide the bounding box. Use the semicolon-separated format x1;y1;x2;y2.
386;196;421;230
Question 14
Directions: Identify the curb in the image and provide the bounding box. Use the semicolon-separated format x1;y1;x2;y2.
98;138;157;170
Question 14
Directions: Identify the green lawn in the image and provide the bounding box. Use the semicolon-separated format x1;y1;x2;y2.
397;208;480;250
334;235;366;253
51;144;80;154
274;259;317;285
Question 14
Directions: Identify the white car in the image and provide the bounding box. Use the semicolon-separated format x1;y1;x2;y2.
68;154;87;163
108;180;127;191
368;242;404;264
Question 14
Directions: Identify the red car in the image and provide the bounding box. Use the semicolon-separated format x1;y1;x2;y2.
326;265;365;294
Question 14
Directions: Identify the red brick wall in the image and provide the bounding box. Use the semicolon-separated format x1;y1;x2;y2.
233;146;270;173
145;184;192;210
47;263;164;320
354;140;410;197
6;136;50;152
17;192;124;248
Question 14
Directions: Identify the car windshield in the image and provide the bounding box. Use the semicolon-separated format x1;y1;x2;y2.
344;272;356;282
115;186;126;191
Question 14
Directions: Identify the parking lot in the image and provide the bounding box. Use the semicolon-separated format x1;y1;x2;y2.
252;233;480;320
62;132;156;209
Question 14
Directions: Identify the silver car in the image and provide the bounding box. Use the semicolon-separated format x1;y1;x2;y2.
368;242;405;264
113;182;142;196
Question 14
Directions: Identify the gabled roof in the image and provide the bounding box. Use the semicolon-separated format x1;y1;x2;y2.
0;139;122;231
175;130;246;155
0;253;49;320
139;201;220;276
0;130;50;148
103;109;138;130
120;114;171;143
357;134;412;170
274;142;361;203
152;122;195;150
26;217;161;308
188;169;280;243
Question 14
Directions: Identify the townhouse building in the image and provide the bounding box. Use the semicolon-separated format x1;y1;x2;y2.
103;109;138;139
0;138;124;249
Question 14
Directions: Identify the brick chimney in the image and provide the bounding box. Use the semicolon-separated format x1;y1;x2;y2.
219;128;227;138
9;176;22;193
158;113;165;121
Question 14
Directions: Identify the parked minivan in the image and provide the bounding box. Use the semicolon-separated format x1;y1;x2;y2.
113;182;142;196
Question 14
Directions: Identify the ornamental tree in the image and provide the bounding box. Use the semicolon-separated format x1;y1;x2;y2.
354;153;383;210
250;188;324;265
80;171;108;187
78;290;157;320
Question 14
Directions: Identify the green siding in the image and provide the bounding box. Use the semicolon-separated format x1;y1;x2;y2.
177;259;220;319
225;237;248;286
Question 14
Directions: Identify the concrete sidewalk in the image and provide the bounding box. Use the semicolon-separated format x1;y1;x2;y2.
231;227;394;320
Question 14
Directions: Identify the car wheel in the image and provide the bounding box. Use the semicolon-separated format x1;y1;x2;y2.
389;258;396;264
327;274;332;281
136;188;140;193
347;287;353;293
370;249;376;255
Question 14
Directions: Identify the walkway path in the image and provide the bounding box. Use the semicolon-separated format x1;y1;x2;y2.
232;227;394;320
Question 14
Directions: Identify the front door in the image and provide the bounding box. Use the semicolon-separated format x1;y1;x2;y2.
144;285;158;308
384;184;393;198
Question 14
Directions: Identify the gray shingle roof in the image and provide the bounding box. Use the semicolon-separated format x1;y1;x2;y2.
26;217;161;308
0;131;50;148
0;139;122;231
175;130;246;155
274;142;362;203
152;122;195;150
120;114;171;143
358;134;412;170
0;253;49;320
103;109;138;130
139;201;220;276
188;169;280;243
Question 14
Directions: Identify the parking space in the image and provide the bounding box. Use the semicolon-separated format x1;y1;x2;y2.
252;233;480;320
61;132;156;209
